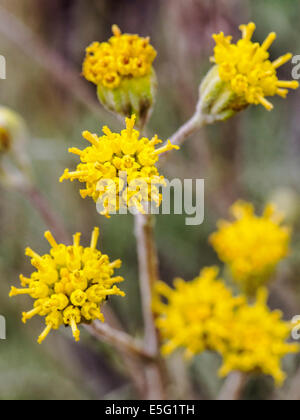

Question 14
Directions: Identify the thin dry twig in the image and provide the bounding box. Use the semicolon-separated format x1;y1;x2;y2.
169;113;204;149
217;372;247;400
134;213;166;399
135;214;159;353
86;320;154;363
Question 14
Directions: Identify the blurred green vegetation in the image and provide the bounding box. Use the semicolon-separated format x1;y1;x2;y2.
0;0;300;400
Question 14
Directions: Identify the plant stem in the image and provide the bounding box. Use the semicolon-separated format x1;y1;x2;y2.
86;320;154;363
134;213;166;399
135;214;159;352
217;372;247;400
169;113;205;148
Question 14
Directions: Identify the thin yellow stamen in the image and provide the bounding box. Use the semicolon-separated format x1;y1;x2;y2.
90;227;100;249
258;96;274;111
277;80;299;89
25;248;43;262
261;70;274;79
96;287;125;296
241;22;256;41
277;89;288;98
9;287;34;297
70;318;80;342
65;170;89;179
73;232;81;247
69;147;83;156
272;53;293;69
22;306;42;324
44;231;58;248
154;140;180;156
19;274;31;287
261;32;277;50
109;259;122;269
112;24;122;37
38;324;52;344
82;131;100;146
109;276;124;284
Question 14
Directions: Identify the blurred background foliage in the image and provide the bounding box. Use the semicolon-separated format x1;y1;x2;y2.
0;0;300;400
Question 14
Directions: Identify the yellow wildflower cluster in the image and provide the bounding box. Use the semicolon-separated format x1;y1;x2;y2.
60;115;179;216
220;288;299;385
155;270;298;385
209;201;290;295
212;22;299;110
83;25;157;89
9;228;125;344
154;267;245;357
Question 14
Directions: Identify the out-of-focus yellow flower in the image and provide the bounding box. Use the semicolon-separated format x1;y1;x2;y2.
219;288;299;386
155;270;298;385
199;23;298;122
83;25;156;89
154;267;245;358
60;115;179;217
9;228;125;344
209;201;290;295
212;22;299;111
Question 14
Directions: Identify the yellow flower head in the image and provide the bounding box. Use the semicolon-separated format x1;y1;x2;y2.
83;25;157;89
9;228;125;344
0;126;10;152
210;201;290;295
154;267;245;358
220;288;299;386
60;115;179;217
212;22;299;111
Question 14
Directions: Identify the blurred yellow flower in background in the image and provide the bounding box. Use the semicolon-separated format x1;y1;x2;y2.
212;22;299;111
210;201;290;296
9;228;125;344
154;267;245;357
155;269;298;385
60;115;179;217
219;288;299;385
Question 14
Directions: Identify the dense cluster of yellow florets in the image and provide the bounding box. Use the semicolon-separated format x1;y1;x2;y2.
155;269;298;385
212;22;299;110
220;288;299;385
9;228;125;344
209;201;290;295
60;115;179;217
154;267;245;357
82;25;157;89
